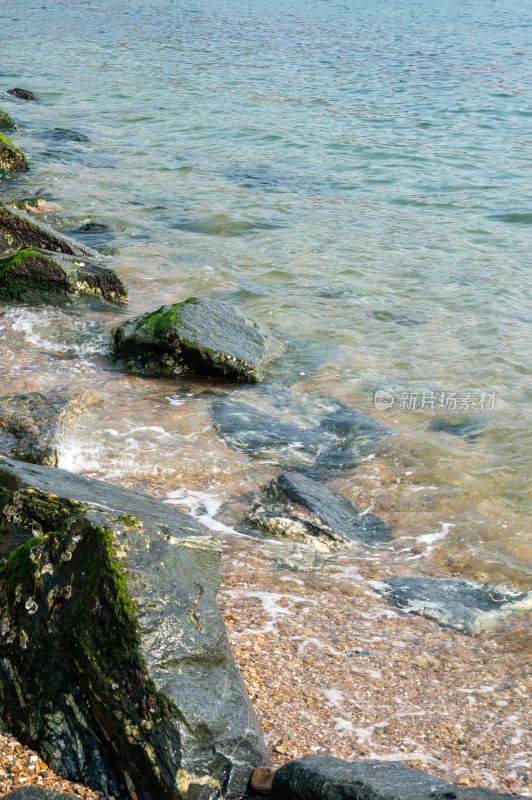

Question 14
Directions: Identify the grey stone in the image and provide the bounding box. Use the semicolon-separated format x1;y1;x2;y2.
3;788;78;799
273;756;521;800
112;297;282;382
0;204;100;259
211;384;390;474
379;576;532;634
0;391;94;467
246;472;392;552
0;454;269;799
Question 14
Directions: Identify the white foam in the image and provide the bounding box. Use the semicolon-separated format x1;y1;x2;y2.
165;488;246;537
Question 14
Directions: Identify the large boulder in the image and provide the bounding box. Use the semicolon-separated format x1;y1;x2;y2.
245;472;392;552
0;247;127;306
379;576;532;634
272;756;520;800
0;133;28;172
0;455;270;799
0;204;99;259
0;391;94;467
112;297;283;382
210;385;390;474
0;109;20;131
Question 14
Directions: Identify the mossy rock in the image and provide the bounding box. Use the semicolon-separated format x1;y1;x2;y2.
0;204;99;259
8;197;46;212
0;132;28;172
0;109;20;132
112;297;283;382
0;247;127;306
0;454;269;799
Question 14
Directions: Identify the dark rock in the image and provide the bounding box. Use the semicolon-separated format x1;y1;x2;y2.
0;391;94;467
246;472;392;552
428;416;484;441
211;384;390;473
7;88;36;101
0;247;127;306
44;128;90;143
0;204;100;259
0;109;20;132
112;297;283;382
71;221;111;234
273;756;520;800
0;133;28;172
3;788;78;799
379;576;532;634
0;454;269;799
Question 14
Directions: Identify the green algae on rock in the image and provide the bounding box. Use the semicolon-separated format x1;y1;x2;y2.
0;109;20;132
0;204;100;259
112;297;283;382
0;455;270;799
0;247;127;306
0;133;29;172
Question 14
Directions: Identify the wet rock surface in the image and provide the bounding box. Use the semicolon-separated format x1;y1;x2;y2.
211;384;390;473
0;134;29;173
0;391;94;468
0;247;127;306
0;205;99;259
112;297;282;382
245;472;392;552
7;89;36;101
272;757;520;800
0;455;269;800
379;576;532;634
0;110;20;132
3;789;78;799
428;416;484;441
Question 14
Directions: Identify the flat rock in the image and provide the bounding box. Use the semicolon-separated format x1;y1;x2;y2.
0;109;20;132
0;133;28;172
112;297;282;382
0;247;127;306
210;384;390;473
428;416;484;440
246;472;392;552
3;788;78;799
0;455;269;799
273;756;520;800
0;391;94;467
7;88;36;101
379;576;532;634
0;204;99;259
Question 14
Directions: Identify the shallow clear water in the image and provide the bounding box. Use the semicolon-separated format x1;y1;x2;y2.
1;0;531;591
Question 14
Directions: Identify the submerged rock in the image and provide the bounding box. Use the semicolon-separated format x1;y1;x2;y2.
112;297;282;382
0;391;94;467
8;197;48;212
0;109;20;132
0;247;127;306
273;756;519;800
0;455;269;799
44;128;90;143
380;576;532;634
246;472;392;552
0;204;99;259
7;88;36;101
428;416;484;440
211;384;390;473
0;133;29;172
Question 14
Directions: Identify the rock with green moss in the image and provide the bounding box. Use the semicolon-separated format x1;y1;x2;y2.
0;133;28;172
0;454;270;799
0;204;99;258
0;391;94;467
112;297;283;382
0;247;127;306
0;109;20;132
8;197;46;212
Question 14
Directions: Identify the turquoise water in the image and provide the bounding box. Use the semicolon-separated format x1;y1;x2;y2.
1;0;531;587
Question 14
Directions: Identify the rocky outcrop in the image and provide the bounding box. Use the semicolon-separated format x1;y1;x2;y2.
0;247;127;306
7;89;36;101
211;385;390;474
0;133;29;172
245;472;392;552
0;455;269;800
379;576;532;634
4;789;77;800
0;204;99;259
112;297;283;382
0;391;94;467
0;110;20;132
272;757;520;800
